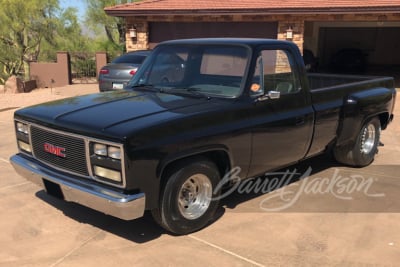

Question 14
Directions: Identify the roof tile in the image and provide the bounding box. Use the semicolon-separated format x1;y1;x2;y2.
105;0;400;13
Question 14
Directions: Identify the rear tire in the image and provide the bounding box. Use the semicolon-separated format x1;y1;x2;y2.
334;117;381;167
152;158;221;235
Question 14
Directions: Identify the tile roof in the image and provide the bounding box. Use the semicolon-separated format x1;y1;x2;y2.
105;0;400;16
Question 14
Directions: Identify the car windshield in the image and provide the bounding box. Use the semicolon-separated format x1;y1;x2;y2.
128;44;250;98
112;54;147;64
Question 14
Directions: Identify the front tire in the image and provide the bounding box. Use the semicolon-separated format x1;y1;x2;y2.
152;158;221;235
334;117;381;167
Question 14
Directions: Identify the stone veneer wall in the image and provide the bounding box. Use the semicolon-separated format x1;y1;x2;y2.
125;13;400;55
126;21;149;51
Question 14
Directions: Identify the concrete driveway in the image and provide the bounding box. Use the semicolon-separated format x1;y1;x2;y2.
0;85;399;266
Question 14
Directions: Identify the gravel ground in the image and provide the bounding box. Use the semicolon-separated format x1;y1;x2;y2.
0;84;99;111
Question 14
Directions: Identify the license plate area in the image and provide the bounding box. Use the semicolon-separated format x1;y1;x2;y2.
112;83;124;90
43;179;64;200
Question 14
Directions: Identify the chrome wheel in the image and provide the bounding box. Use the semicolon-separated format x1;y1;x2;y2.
360;123;377;154
178;174;212;220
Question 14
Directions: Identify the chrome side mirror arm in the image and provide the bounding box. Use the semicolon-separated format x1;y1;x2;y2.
257;90;281;102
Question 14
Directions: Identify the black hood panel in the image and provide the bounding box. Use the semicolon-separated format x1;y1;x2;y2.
15;91;219;138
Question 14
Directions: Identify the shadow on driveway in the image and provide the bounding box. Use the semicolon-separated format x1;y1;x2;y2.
34;152;400;242
35;191;166;242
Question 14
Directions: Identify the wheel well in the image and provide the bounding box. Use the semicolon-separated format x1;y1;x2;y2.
160;150;231;185
378;112;389;130
203;150;232;179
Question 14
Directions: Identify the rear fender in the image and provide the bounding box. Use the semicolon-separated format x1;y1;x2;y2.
336;87;394;146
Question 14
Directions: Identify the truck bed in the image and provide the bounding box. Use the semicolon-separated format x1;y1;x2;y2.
306;73;395;157
307;73;394;91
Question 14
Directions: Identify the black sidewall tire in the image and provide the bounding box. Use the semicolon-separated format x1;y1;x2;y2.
159;160;221;235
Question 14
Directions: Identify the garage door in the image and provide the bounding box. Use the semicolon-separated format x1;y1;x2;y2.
318;27;400;70
149;22;278;48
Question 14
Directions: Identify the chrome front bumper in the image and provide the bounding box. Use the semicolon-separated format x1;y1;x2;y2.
10;154;145;220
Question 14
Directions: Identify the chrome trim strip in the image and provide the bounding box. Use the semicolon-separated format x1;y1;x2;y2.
14;119;127;189
10;154;145;221
85;139;93;177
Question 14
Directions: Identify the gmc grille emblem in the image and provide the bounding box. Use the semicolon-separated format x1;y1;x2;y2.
44;143;66;158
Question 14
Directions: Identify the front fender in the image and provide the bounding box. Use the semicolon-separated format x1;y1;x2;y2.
157;145;234;178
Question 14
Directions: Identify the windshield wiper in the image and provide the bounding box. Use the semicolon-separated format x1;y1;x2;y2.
131;84;177;95
130;83;164;93
131;85;211;98
130;83;154;89
165;87;211;99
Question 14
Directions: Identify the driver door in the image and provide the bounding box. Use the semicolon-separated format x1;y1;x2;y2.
247;48;314;177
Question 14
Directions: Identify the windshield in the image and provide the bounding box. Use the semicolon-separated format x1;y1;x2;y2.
128;44;250;98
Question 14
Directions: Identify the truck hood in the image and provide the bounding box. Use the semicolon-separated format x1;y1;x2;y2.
15;90;224;139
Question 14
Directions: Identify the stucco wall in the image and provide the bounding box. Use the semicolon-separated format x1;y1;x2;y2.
30;52;71;88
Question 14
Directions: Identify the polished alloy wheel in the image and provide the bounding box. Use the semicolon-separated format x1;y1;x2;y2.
360;123;376;154
178;174;212;220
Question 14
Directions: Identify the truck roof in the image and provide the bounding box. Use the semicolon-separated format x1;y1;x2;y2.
158;37;296;48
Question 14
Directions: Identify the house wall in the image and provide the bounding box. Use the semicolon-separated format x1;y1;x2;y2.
125;15;305;52
124;13;400;56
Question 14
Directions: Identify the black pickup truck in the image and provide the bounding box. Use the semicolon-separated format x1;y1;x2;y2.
11;38;396;234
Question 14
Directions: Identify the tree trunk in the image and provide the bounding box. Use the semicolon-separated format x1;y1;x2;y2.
23;60;30;81
23;28;29;80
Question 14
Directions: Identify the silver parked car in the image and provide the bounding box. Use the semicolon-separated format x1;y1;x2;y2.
98;50;151;92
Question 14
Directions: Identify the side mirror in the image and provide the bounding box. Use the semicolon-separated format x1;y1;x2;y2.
257;90;281;102
267;90;281;99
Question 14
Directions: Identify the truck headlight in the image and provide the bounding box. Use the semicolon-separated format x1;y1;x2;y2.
90;141;124;186
107;146;121;160
94;143;107;156
93;143;121;160
18;140;32;153
93;166;122;182
16;122;29;134
15;121;31;154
